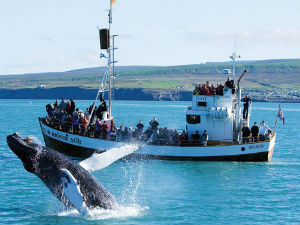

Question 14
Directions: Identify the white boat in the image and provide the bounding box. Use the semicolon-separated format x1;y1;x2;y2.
39;1;277;161
39;81;277;161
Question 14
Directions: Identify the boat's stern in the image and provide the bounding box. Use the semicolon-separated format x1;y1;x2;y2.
267;133;276;161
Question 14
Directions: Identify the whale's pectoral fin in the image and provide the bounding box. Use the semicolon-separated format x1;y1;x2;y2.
79;145;139;172
60;169;88;215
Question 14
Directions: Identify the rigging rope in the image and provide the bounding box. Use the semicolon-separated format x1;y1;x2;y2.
88;60;110;124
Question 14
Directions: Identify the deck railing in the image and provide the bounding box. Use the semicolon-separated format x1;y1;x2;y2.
41;116;271;147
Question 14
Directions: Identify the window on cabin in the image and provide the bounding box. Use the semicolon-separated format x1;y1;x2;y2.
198;102;207;107
186;115;201;124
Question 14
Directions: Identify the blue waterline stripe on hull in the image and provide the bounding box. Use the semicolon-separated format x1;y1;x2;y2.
42;132;271;161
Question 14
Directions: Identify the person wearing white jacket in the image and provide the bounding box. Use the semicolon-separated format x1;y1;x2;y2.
259;121;271;141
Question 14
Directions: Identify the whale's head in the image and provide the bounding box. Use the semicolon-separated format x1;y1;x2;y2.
7;133;39;173
6;133;116;213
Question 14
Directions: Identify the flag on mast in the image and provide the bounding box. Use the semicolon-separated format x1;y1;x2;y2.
111;0;116;6
100;53;107;59
277;104;285;124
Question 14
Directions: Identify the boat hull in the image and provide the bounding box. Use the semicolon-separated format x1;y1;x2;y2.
42;133;99;158
39;118;276;161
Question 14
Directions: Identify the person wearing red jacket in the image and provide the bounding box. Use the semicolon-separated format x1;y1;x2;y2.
100;121;109;139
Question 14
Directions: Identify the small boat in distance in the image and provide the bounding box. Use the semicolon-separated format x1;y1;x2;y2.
38;1;277;161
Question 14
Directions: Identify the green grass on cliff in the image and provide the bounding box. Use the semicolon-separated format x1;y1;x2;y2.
0;59;299;92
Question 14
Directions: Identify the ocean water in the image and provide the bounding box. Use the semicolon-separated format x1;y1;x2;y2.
0;99;299;224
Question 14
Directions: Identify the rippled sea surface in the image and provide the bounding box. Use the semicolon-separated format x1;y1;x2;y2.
0;100;299;224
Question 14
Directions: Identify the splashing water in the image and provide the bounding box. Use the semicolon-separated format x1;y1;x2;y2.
10;132;43;146
119;156;145;206
58;204;148;220
29;135;43;145
79;144;139;171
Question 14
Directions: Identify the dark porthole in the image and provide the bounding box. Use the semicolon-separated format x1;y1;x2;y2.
241;147;246;151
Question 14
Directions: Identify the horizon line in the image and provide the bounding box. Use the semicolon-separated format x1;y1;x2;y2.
1;57;299;77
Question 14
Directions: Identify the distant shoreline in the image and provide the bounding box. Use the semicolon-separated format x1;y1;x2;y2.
1;87;299;103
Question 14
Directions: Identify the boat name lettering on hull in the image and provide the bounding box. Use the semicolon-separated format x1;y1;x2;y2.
248;144;265;150
43;125;82;145
70;137;82;145
52;132;68;141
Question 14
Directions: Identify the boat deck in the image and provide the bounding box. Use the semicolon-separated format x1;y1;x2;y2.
39;117;271;148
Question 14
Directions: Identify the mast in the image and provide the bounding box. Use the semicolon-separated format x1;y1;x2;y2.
87;0;116;126
108;0;112;118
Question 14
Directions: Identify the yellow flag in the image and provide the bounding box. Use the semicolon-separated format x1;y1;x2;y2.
111;0;116;6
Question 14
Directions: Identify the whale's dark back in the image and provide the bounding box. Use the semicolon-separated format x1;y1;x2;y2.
35;145;116;209
7;134;115;210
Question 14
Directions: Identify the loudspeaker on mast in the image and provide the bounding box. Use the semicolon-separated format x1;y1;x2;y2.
99;29;110;50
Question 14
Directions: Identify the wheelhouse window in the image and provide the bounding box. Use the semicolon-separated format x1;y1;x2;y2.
186;115;201;124
198;102;207;107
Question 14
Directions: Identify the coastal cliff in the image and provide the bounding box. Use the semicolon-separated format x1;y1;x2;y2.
1;59;299;102
0;87;189;101
0;87;298;102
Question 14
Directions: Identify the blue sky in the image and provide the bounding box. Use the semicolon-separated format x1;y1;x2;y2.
0;0;299;75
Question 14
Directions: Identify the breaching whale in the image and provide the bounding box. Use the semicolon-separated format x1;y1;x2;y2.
6;133;116;214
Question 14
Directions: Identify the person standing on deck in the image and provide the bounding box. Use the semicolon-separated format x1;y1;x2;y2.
241;123;251;143
136;120;144;138
205;81;210;95
243;94;252;119
225;77;234;88
66;101;72;115
100;121;109;139
201;130;208;146
191;130;201;142
72;108;80;134
251;122;259;141
84;108;90;121
70;98;75;115
59;98;67;111
259;121;271;141
149;117;159;135
81;116;88;135
225;77;235;94
95;118;101;138
53;99;59;110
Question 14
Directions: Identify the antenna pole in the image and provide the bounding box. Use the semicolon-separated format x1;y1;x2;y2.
111;34;118;100
232;53;236;83
231;33;243;142
232;33;238;84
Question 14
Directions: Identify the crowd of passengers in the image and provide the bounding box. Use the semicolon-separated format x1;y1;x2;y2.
193;77;235;96
45;99;195;145
45;96;270;145
45;100;192;145
189;119;272;145
45;97;109;136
